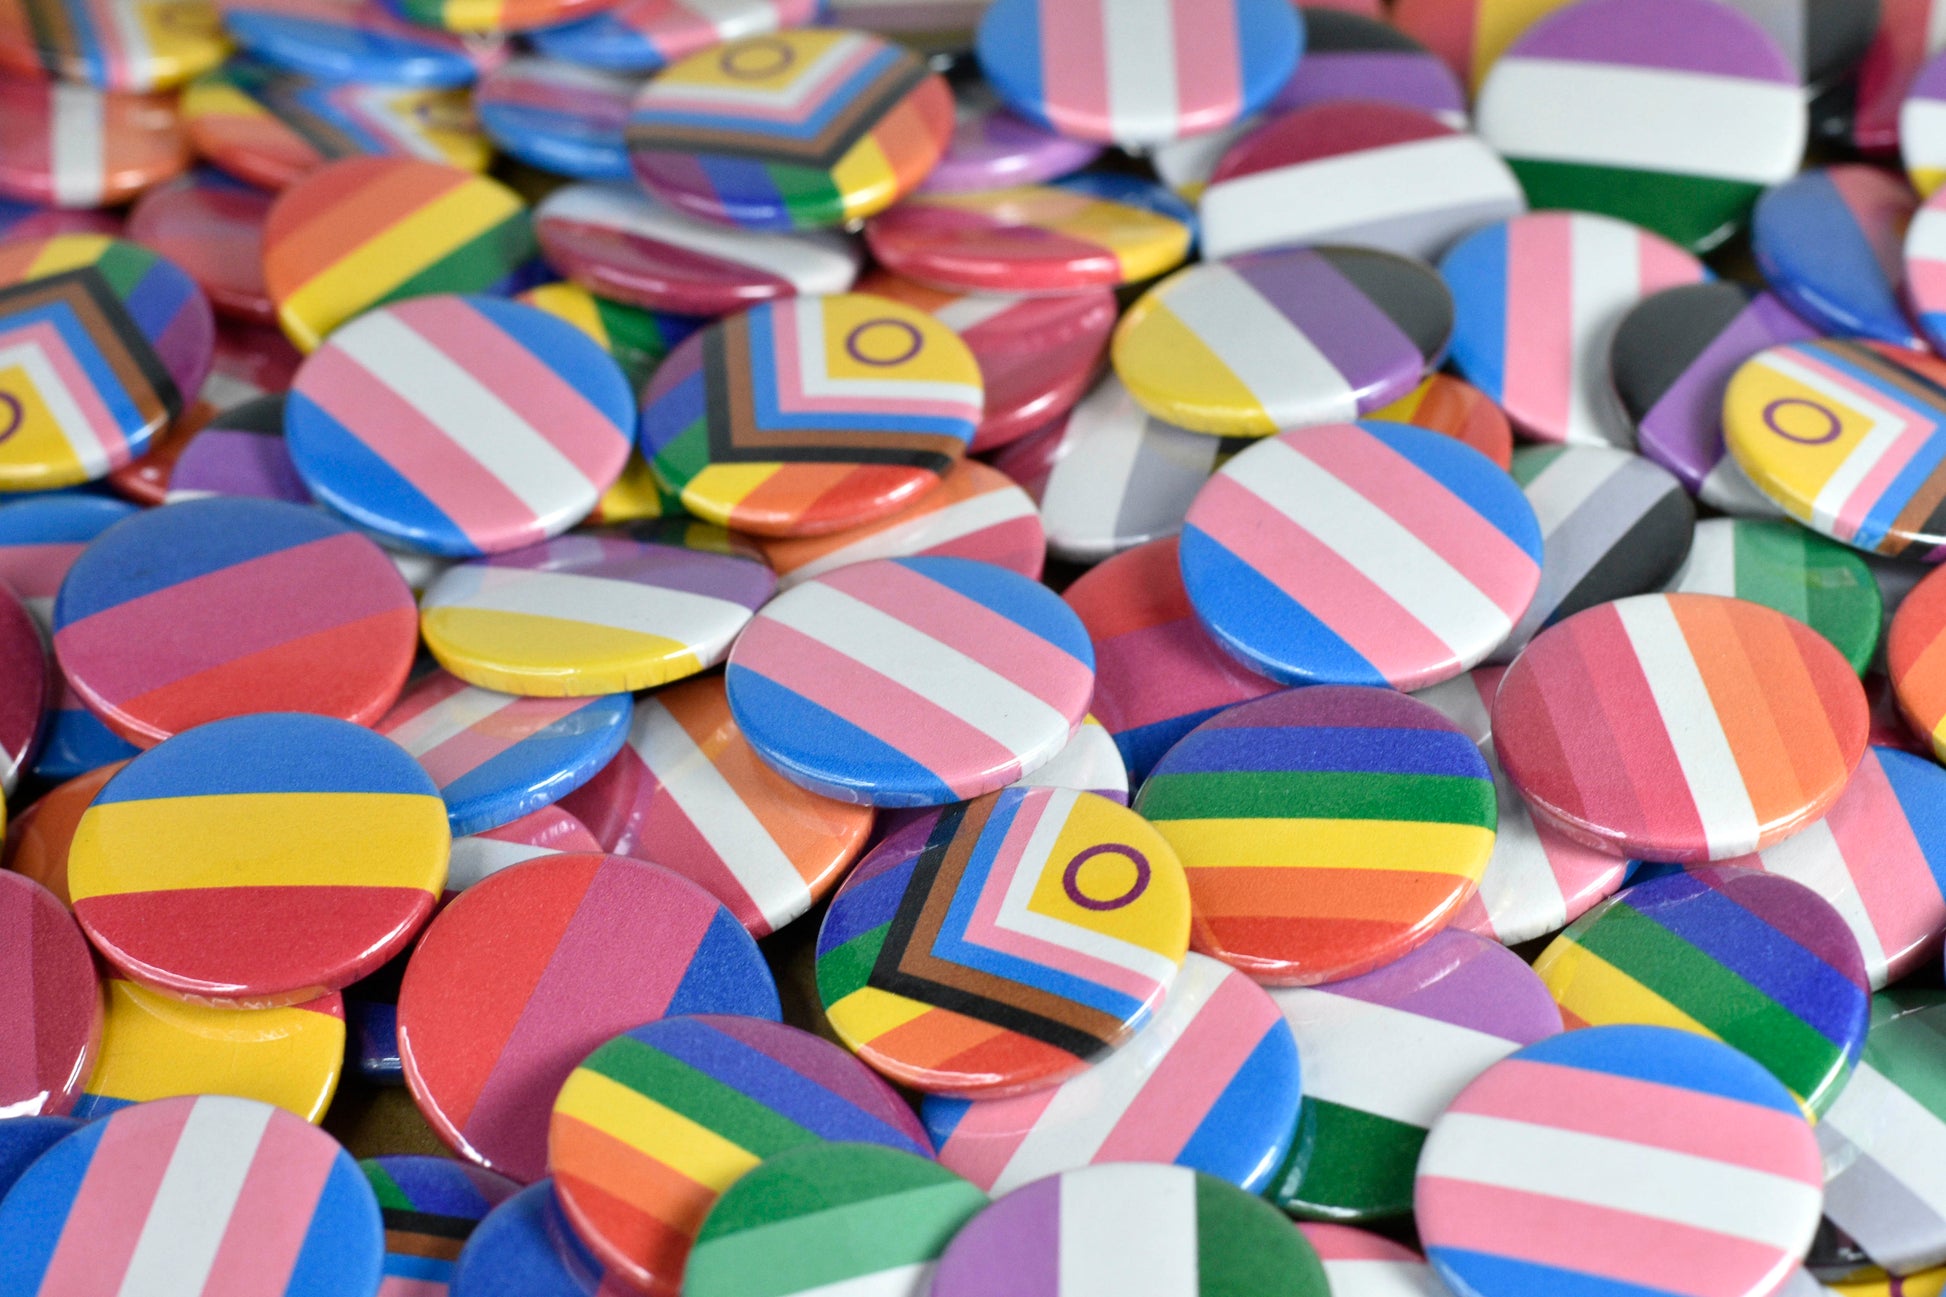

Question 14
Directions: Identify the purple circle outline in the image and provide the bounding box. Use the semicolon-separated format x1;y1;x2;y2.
1063;843;1150;912
846;318;923;367
1763;397;1842;446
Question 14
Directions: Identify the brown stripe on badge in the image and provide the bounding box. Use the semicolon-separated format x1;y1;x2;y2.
0;270;181;433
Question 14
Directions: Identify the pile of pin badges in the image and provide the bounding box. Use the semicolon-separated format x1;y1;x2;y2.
15;0;1946;1293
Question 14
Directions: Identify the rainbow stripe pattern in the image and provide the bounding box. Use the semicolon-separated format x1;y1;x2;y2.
0;0;230;90
285;294;635;557
0;235;211;489
1725;339;1946;561
815;786;1190;1095
1179;420;1542;690
0;1094;384;1296
727;557;1095;806
548;1014;931;1293
362;1155;517;1297
68;713;450;1005
398;853;781;1183
626;29;953;231
1493;593;1869;862
1136;686;1495;986
1536;866;1871;1116
924;952;1299;1194
559;674;874;938
377;669;632;837
261;157;534;352
974;0;1301;147
1417;1026;1824;1297
637;294;981;538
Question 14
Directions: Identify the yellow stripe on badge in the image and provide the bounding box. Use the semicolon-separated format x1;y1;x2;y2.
1533;939;1719;1038
422;607;702;695
1723;351;1896;530
686;463;786;521
825;986;931;1044
1155;818;1495;875
1113;303;1272;435
70;793;449;896
555;1069;760;1187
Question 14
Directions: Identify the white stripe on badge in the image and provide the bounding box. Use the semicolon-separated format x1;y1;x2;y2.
1038;380;1218;563
633;696;806;926
1421;1111;1822;1251
931;293;1019;334
1568;215;1643;449
1614;596;1761;857
336;313;598;517
446;834;567;891
1480;58;1805;183
50;84;105;209
1822;1062;1946;1264
1473;746;1571;942
539;184;860;292
117;1097;273;1297
780;484;1035;589
382;685;524;759
759;581;1068;759
1159;264;1356;426
1228;437;1512;651
1103;0;1181;144
1665;518;1740;596
789;1261;938;1297
791;299;983;408
430;565;753;643
1058;1166;1199;1297
0;342;114;475
1750;349;1920;542
1271;988;1520;1128
1322;1258;1450;1297
1522;446;1633;536
1200;134;1524;261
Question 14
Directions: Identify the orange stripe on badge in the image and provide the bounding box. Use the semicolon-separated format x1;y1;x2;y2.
271;162;472;291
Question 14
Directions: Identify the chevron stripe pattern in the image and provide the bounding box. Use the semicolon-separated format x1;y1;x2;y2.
816;786;1191;1094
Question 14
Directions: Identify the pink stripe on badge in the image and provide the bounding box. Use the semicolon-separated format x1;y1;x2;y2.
735;620;1025;793
414;699;584;788
1502;216;1575;435
1091;969;1267;1163
300;346;542;549
1169;0;1241;135
940;1089;1057;1188
0;540;84;601
197;1112;340;1294
1039;0;1109;126
818;560;1093;711
766;302;977;422
11;318;130;456
1779;351;1932;538
35;1099;194;1295
1818;751;1941;979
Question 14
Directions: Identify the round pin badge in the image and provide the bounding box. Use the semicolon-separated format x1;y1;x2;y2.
975;0;1303;148
1266;929;1559;1221
126;169;276;324
446;803;601;898
729;557;1093;805
53;497;419;745
1753;165;1921;347
363;1156;520;1295
1114;246;1452;438
534;182;860;318
1820;991;1946;1276
1611;282;1815;515
2;761;121;904
1495;592;1869;862
475;57;634;181
1200;102;1523;263
923;951;1299;1195
262;158;534;352
0;0;230;91
0;581;45;795
919;82;1102;194
1136;685;1496;985
1725;340;1946;557
449;1180;612;1296
687;1143;986;1297
181;60;490;192
0;235;214;490
420;526;776;696
557;673;873;936
1062;536;1280;784
164;394;307;503
0;1094;384;1297
76;980;346;1121
992;377;1243;566
1370;373;1513;469
624;29;953;232
376;670;632;837
757;458;1045;592
1441;211;1711;448
1179;420;1541;690
1271;8;1466;125
69;712;449;1005
0;1118;80;1199
379;0;613;33
1476;0;1806;251
1417;1025;1822;1297
1908;189;1946;354
857;272;1114;451
816;786;1191;1094
1411;668;1630;948
933;1164;1329;1297
1496;446;1697;661
527;0;820;74
1668;518;1883;674
1537;866;1870;1116
548;1016;932;1293
0;871;99;1119
217;0;503;86
398;853;781;1182
864;173;1197;296
519;280;699;391
285;294;634;556
637;294;981;537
